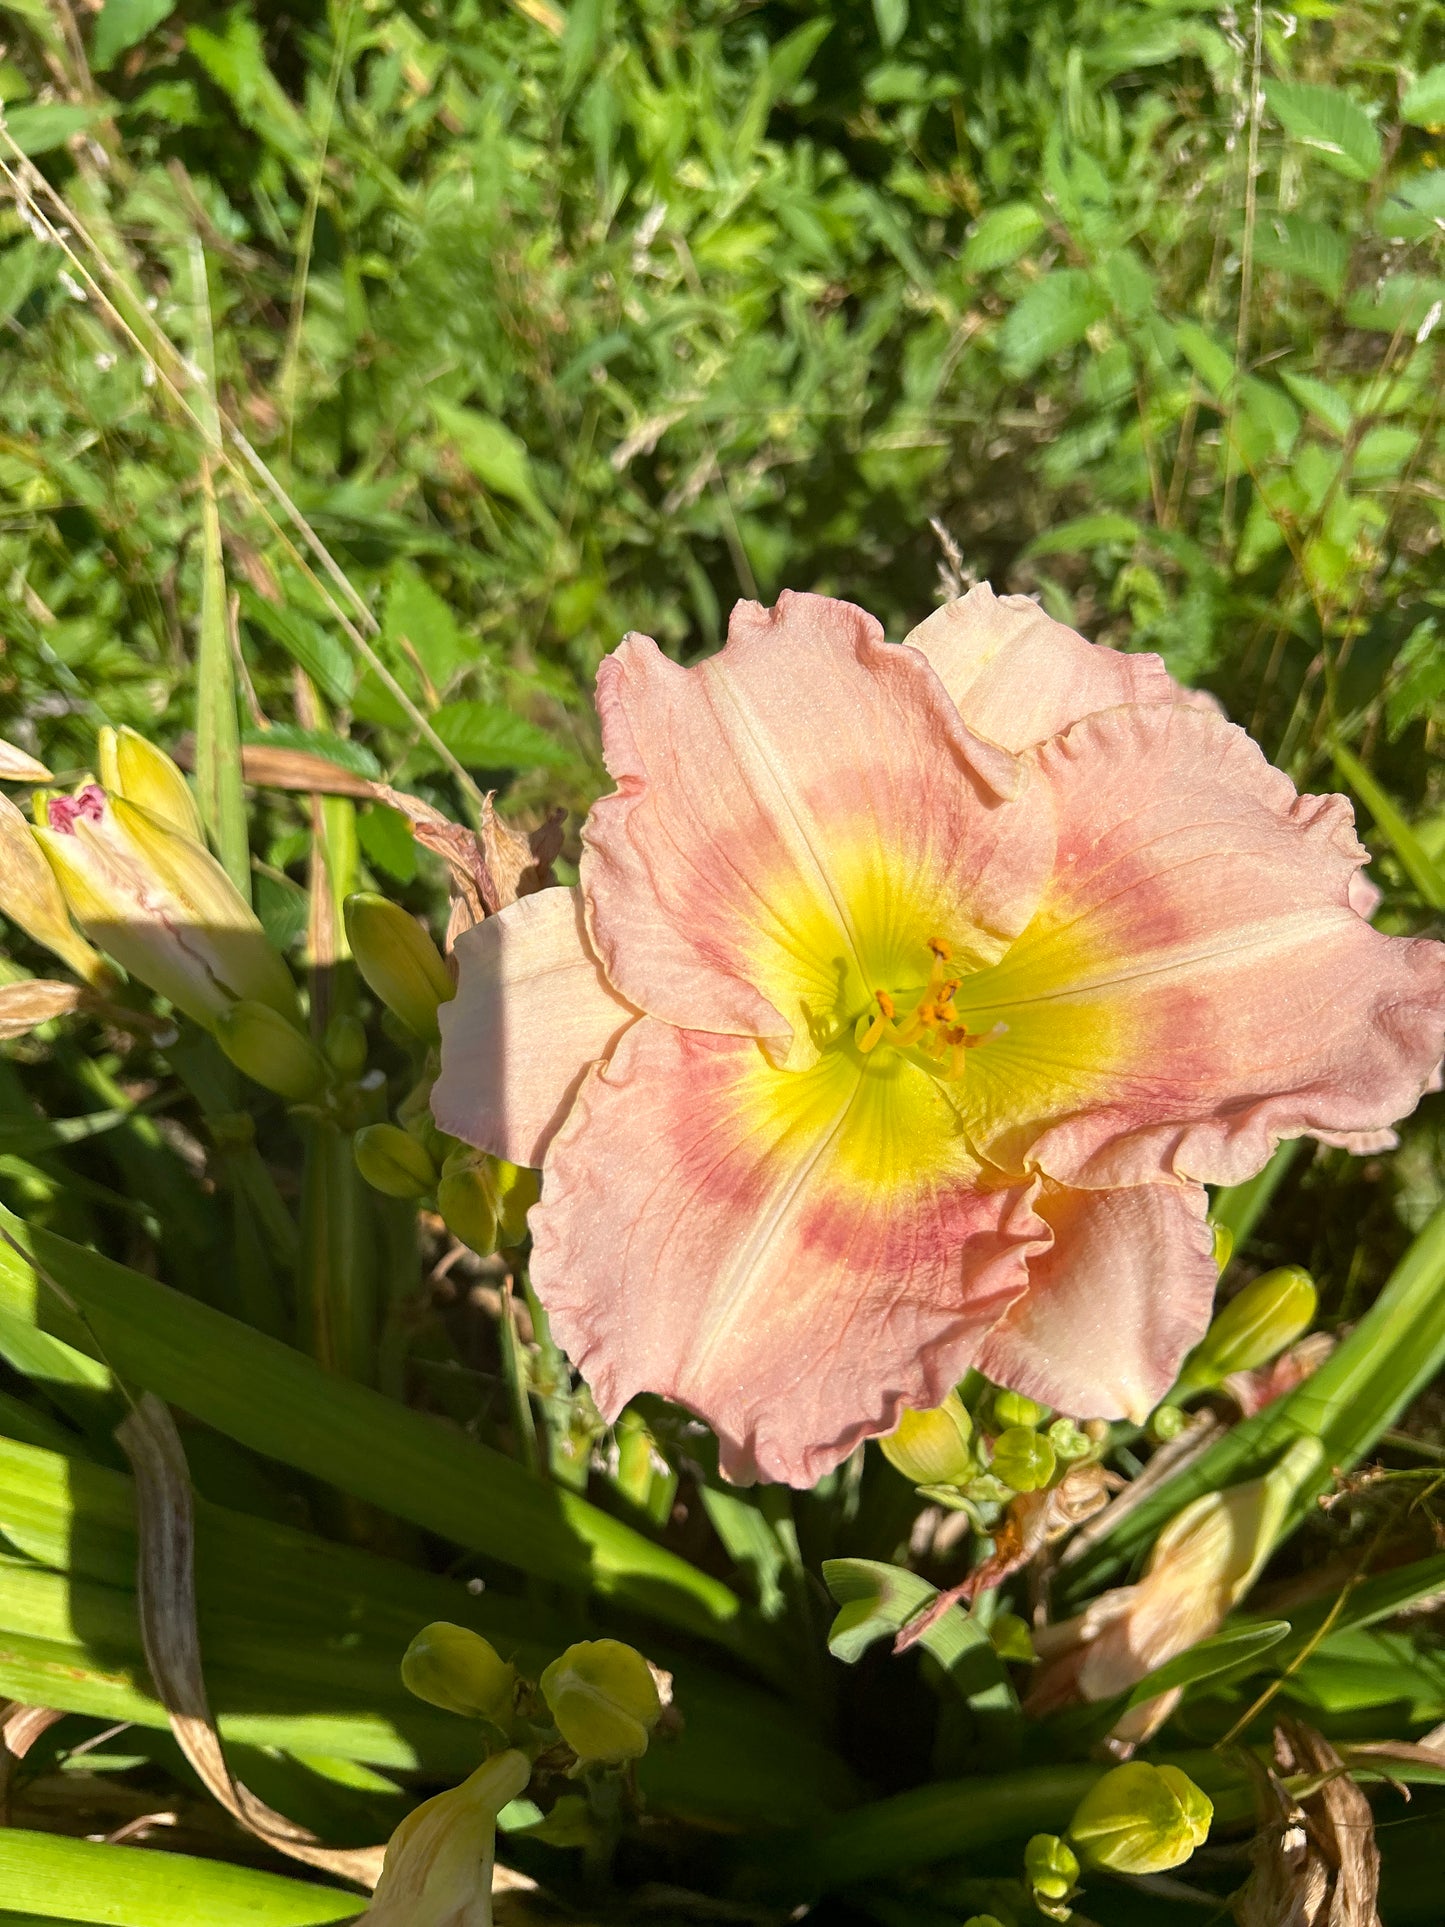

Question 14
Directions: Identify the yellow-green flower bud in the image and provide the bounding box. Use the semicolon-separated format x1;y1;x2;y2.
1025;1832;1080;1910
989;1612;1035;1664
540;1638;662;1766
345;892;454;1042
215;1001;329;1101
355;1123;438;1199
36;786;297;1027
324;1011;368;1078
1180;1266;1318;1394
1047;1417;1093;1463
990;1425;1056;1492
1068;1761;1213;1875
365;1748;529;1927
0;793;110;986
97;725;205;846
401;1622;516;1723
1150;1403;1187;1442
880;1390;975;1486
991;1389;1049;1431
437;1148;538;1255
1211;1221;1234;1271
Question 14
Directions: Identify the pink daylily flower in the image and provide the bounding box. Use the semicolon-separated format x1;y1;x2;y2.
434;587;1445;1485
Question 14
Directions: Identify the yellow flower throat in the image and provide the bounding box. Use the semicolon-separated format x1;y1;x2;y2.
852;937;1003;1083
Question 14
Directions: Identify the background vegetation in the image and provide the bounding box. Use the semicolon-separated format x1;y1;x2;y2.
0;0;1443;1920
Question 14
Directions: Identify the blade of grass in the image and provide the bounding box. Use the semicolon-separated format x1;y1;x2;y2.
0;1829;362;1926
0;1208;765;1668
1333;741;1445;911
186;237;250;902
1061;1197;1445;1606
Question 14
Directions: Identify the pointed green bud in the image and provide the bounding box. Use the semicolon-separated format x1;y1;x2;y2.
1179;1267;1317;1394
324;1012;368;1078
1150;1403;1187;1442
1068;1761;1212;1875
98;725;205;845
1025;1832;1080;1912
215;1001;329;1101
345;892;454;1042
880;1390;976;1487
991;1389;1049;1431
990;1425;1056;1493
355;1123;438;1199
401;1622;517;1723
540;1638;662;1766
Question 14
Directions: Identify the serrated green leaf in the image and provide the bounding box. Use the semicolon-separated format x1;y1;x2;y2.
92;0;175;69
1252;215;1349;300
1343;274;1445;335
961;202;1046;274
1022;513;1139;559
427;699;571;772
999;270;1107;377
382;565;470;691
1173;321;1234;397
871;0;910;52
431;401;554;528
1265;79;1382;181
1377;170;1445;241
1;103;103;155
1279;371;1353;437
1402;63;1445;127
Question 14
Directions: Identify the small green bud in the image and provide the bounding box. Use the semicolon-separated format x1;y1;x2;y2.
991;1389;1049;1431
1047;1417;1093;1463
214;1000;329;1100
1068;1761;1213;1875
401;1622;516;1722
990;1425;1056;1493
354;1123;439;1199
1179;1266;1317;1393
345;892;454;1042
1211;1221;1234;1271
324;1011;368;1078
540;1638;662;1766
1150;1403;1188;1442
989;1612;1036;1664
1025;1832;1080;1913
880;1390;975;1486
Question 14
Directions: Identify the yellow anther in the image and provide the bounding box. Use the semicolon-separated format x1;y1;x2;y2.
927;936;953;962
874;989;896;1020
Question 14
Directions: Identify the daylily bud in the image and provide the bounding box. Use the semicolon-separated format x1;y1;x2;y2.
1025;1832;1080;1918
365;1747;530;1927
1068;1761;1212;1875
97;725;205;845
990;1425;1056;1493
324;1012;369;1078
1047;1417;1093;1464
215;1001;329;1101
0;793;111;986
1211;1221;1234;1271
880;1390;975;1486
1150;1403;1187;1442
1178;1267;1317;1393
345;892;455;1041
401;1623;517;1723
36;787;298;1027
991;1389;1049;1431
437;1148;538;1254
540;1638;662;1765
355;1123;439;1199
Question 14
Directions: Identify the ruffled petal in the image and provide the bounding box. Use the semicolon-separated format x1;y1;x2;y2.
951;704;1445;1187
978;1180;1218;1422
581;592;1052;1069
433;887;635;1169
902;583;1185;751
529;1019;1047;1485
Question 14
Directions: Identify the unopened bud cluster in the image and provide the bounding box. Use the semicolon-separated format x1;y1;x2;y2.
880;1379;1105;1510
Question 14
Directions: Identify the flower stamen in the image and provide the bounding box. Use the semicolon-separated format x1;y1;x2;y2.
853;942;1005;1079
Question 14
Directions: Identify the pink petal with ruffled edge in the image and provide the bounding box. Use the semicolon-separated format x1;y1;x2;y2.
951;703;1445;1188
581;592;1052;1069
529;1019;1048;1485
902;583;1194;752
978;1180;1218;1422
433;886;636;1169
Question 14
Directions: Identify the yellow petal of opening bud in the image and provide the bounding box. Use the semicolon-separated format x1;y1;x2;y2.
100;726;205;845
355;1123;439;1199
1179;1266;1317;1393
345;892;455;1042
1069;1760;1212;1875
0;794;110;987
540;1638;662;1766
1025;1831;1081;1903
401;1622;517;1723
436;1149;538;1255
879;1390;976;1487
215;1001;330;1101
365;1748;530;1927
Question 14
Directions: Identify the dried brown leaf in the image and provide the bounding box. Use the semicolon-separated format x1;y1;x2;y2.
1235;1721;1382;1927
0;979;85;1038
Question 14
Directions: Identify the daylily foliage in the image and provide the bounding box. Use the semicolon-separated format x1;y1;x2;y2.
434;587;1445;1484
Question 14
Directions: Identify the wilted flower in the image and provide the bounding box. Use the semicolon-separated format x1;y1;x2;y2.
435;586;1445;1483
1235;1722;1381;1927
1069;1760;1212;1875
35;784;297;1029
540;1638;662;1765
365;1747;530;1927
0;793;112;986
1028;1437;1323;1741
